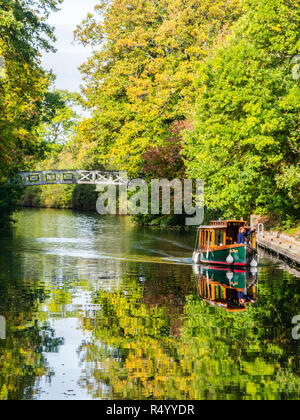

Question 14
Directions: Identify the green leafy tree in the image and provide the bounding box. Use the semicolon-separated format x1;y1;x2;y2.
0;0;62;225
36;90;81;145
74;0;242;176
183;0;300;221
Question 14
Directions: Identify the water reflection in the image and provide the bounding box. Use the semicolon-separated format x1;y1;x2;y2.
0;209;299;400
76;265;300;400
0;272;64;400
194;266;258;312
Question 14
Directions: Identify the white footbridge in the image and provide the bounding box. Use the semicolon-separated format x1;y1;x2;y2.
18;170;128;186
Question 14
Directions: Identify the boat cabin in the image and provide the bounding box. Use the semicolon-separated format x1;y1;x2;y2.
197;220;256;250
197;274;257;313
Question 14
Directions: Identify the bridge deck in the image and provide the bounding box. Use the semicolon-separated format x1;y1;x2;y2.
18;170;128;186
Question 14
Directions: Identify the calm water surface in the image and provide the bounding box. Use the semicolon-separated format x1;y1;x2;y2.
0;208;299;400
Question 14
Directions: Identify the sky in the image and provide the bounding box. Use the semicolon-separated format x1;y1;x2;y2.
42;0;99;93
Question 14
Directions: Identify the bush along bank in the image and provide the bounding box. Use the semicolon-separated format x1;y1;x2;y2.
20;184;99;212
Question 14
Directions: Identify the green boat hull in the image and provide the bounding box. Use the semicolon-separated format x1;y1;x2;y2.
195;245;258;267
201;267;247;289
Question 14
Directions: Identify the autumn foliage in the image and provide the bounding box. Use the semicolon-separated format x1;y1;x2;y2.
142;121;191;180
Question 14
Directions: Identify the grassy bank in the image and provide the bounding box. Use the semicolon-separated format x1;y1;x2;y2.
20;184;98;212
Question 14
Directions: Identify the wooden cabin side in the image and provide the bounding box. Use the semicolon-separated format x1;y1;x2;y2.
197;221;256;251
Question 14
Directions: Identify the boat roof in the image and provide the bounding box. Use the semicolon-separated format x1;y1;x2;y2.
197;225;227;230
198;220;246;229
211;220;246;224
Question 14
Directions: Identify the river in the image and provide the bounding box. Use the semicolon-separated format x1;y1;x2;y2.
0;208;299;400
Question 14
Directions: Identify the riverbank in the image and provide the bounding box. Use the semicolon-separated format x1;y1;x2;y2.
257;230;300;267
19;184;98;212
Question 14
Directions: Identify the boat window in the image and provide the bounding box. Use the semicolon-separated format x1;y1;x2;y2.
200;230;214;247
208;230;213;246
206;230;210;246
215;230;224;246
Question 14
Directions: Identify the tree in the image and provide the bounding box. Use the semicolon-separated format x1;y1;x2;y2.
131;121;191;226
0;0;62;225
183;0;300;221
74;0;243;176
36;90;81;145
141;121;189;180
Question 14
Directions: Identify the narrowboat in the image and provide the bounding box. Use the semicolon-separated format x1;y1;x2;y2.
192;220;259;267
194;265;258;313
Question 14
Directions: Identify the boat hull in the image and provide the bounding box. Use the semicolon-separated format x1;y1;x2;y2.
194;245;258;267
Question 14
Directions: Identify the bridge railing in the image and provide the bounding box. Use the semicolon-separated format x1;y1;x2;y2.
18;170;128;186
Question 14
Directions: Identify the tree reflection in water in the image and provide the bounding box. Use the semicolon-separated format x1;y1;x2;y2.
0;272;64;400
77;265;300;400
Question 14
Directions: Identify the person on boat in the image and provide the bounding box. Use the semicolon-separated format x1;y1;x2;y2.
237;290;255;305
238;227;255;244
